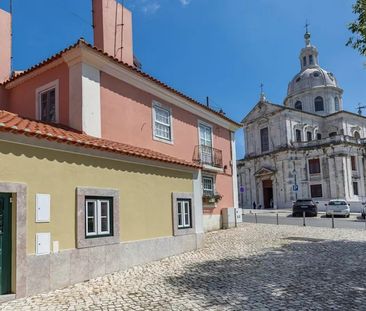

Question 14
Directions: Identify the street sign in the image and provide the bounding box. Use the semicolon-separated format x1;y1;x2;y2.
239;186;244;193
292;184;298;192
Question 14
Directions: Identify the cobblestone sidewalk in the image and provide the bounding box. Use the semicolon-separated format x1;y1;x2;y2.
2;224;366;310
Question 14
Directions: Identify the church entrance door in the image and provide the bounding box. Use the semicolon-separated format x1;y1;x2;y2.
262;180;273;209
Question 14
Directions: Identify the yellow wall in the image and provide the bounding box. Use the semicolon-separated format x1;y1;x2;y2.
0;141;193;254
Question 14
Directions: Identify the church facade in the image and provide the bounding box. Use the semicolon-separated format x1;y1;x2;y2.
237;30;366;211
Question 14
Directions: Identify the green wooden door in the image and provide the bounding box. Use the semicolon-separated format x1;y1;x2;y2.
0;194;12;294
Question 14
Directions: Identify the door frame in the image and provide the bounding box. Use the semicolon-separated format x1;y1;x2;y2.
262;179;273;209
0;193;12;294
0;183;27;298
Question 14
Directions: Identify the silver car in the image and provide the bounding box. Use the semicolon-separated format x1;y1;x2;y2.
325;200;350;218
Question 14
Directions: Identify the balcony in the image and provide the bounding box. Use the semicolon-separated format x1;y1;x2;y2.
193;145;223;168
292;135;366;149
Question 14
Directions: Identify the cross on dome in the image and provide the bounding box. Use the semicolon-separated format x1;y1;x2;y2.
304;20;311;46
259;83;266;102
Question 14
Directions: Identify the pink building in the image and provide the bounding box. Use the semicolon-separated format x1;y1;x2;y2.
0;0;241;233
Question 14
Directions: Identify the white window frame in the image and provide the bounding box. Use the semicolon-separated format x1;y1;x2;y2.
198;120;214;166
152;101;174;144
85;198;112;237
177;199;192;229
86;199;97;236
198;120;214;148
203;175;215;196
35;79;59;123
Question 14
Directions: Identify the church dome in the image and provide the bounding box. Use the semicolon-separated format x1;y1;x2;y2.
287;67;339;97
284;29;343;116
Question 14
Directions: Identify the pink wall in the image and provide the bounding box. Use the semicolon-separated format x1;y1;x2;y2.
100;72;234;211
0;9;11;82
7;63;69;125
93;0;134;66
0;86;9;110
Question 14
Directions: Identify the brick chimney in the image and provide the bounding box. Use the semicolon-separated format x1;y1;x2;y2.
92;0;134;66
0;8;11;82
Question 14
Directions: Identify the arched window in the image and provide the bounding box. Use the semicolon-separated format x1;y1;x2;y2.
295;129;301;142
314;96;324;112
329;132;337;137
334;97;339;111
294;101;302;110
354;131;361;139
307;131;312;141
316;133;322;140
309;55;314;65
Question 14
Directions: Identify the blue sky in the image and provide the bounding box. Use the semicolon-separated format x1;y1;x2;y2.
1;0;365;159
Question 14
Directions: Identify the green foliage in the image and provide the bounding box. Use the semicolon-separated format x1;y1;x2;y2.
347;0;366;56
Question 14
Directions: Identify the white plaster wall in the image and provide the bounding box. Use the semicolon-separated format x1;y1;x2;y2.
82;63;101;138
193;170;204;234
203;214;221;232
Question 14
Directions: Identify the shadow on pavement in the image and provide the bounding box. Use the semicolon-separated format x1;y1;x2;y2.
166;240;366;310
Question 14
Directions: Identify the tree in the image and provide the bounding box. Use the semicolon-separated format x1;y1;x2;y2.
347;0;366;56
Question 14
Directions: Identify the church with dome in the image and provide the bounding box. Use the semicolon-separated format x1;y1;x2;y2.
237;29;366;210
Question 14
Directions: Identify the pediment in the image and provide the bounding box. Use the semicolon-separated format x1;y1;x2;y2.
242;101;284;125
254;167;276;177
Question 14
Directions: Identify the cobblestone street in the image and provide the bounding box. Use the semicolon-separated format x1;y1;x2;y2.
2;224;366;310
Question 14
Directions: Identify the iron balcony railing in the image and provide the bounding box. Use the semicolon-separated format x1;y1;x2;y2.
193;145;223;168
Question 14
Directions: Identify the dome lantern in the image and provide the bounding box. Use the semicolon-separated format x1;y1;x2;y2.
284;27;343;116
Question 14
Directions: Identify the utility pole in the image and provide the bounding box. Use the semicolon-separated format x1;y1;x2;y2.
10;0;13;76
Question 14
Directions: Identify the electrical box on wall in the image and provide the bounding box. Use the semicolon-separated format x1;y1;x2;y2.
36;194;51;222
36;232;51;255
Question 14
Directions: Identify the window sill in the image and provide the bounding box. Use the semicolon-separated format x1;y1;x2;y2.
153;136;174;145
78;235;120;249
203;203;217;209
202;164;223;173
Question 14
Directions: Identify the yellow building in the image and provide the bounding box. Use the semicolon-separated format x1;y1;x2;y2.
0;110;204;299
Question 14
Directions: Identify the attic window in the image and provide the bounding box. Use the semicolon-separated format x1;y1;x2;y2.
328;72;334;81
36;80;59;123
296;77;301;83
313;71;320;77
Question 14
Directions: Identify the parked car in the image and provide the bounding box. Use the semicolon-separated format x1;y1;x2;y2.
325;200;350;218
292;199;318;217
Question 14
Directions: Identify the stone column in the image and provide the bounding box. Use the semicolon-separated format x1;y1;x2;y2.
328;157;337;198
358;155;365;199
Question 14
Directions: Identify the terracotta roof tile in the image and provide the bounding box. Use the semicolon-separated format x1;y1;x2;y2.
1;39;241;128
0;110;200;169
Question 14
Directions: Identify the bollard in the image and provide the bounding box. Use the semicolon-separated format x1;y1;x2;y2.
331;213;335;229
303;211;306;226
276;213;279;225
255;213;258;224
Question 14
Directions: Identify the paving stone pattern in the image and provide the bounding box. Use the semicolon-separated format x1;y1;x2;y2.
2;224;366;310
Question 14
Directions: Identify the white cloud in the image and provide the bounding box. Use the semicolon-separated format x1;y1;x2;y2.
179;0;192;6
142;2;161;14
128;0;161;15
128;0;190;15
